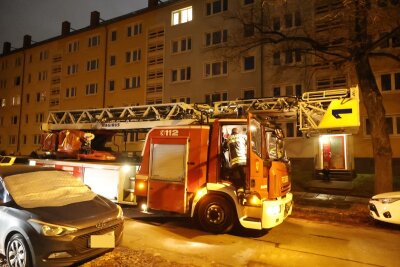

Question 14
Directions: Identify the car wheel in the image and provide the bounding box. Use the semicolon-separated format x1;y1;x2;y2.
6;233;31;267
198;195;235;234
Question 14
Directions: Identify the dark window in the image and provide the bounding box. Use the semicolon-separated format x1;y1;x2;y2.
244;90;255;99
110;56;116;66
295;49;302;62
284;14;293;28
172;70;178;82
244;0;254;4
244;56;255;71
285;50;293;64
273;86;281;97
295;84;302;96
386;117;393;134
273;52;280;65
15;76;21;86
109;80;115;91
395;73;400;90
381;74;391;91
397;117;400;134
111;30;117;41
286;85;293;96
286;123;294;137
366;119;371;135
26;94;30;104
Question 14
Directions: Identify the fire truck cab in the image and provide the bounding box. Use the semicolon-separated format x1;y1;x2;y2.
135;113;293;234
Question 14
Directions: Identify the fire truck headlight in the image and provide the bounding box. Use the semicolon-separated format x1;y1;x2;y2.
141;203;148;212
137;182;145;190
266;205;281;216
122;165;131;173
29;160;37;166
249;194;262;206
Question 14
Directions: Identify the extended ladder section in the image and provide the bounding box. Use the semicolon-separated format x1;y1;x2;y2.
212;86;360;134
42;87;359;134
42;102;206;131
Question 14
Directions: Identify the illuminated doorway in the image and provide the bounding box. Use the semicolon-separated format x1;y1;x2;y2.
319;134;347;170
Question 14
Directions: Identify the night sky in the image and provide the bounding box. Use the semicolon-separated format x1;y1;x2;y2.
0;0;148;50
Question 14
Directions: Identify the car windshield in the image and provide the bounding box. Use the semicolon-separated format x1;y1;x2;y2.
3;170;96;208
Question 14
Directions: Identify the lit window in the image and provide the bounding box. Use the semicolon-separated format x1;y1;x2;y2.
172;6;193;25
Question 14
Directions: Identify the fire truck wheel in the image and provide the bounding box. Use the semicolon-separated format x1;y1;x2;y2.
198;195;234;234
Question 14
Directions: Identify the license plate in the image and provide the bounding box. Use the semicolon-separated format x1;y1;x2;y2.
89;231;115;248
281;175;288;183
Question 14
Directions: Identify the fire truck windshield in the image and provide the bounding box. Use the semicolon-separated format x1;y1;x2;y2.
266;129;286;161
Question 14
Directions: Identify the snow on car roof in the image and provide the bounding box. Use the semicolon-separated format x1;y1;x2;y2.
4;170;96;208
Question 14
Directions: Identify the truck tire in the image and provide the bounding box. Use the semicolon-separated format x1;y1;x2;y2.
6;233;32;267
198;195;235;234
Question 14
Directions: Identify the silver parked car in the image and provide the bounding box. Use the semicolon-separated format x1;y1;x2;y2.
0;166;124;267
369;191;400;225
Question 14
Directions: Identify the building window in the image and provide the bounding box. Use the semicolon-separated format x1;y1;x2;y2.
39;50;49;61
67;41;79;52
243;56;255;71
148;27;165;39
36;92;46;102
88;35;100;47
15;57;22;67
125;76;141;89
65;87;77;98
365;116;398;135
86;83;98;95
86;59;99;71
110;55;116;66
146;83;163;94
244;0;254;5
38;71;48;81
9;135;16;145
206;0;228;16
379;72;400;92
205;30;228;47
273;86;281;97
146;98;163;105
127;23;142;37
172;6;193;25
172;36;192;53
204;61;228;78
33;134;42;145
67;64;78;75
148;43;164;52
171;97;191;103
125;49;142;63
109;80;115;91
11;115;18;125
148;56;164;66
26;94;30;104
171;67;191;82
243;89;255;99
284;50;302;65
35;113;44;123
316;76;347;90
205;92;228;105
1;98;6;107
111;30;117;41
12;96;21;106
15;76;21;86
147;69;164;80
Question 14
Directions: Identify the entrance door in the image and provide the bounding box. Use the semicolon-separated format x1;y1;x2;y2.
147;138;188;213
321;135;345;170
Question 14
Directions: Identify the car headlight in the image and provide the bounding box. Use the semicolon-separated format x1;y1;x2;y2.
29;219;77;236
374;198;400;204
116;205;124;220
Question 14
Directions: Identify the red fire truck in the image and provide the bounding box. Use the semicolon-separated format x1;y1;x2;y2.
32;87;359;234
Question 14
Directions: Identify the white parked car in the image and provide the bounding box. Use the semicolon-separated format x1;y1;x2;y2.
369;191;400;224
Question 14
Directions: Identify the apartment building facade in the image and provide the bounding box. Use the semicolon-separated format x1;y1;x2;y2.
0;0;399;175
